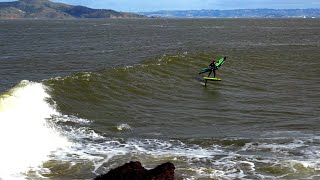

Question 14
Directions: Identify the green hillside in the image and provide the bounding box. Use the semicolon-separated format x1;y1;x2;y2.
0;0;145;19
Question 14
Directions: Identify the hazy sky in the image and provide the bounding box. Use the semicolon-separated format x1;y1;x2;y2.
1;0;320;12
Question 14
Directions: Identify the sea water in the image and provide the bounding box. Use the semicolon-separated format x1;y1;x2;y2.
0;18;319;179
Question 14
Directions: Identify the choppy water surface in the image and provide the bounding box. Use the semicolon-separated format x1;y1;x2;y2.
0;19;320;179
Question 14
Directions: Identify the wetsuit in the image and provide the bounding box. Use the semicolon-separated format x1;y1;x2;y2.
207;62;218;78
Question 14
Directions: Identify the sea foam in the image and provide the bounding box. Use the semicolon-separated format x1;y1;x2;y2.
0;80;71;179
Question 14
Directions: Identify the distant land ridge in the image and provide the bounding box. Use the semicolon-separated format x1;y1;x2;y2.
0;0;145;19
141;9;320;18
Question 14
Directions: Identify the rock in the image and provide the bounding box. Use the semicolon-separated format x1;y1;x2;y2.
149;162;175;180
95;161;175;180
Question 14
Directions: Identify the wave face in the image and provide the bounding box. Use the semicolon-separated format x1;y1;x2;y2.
0;53;312;179
1;51;320;179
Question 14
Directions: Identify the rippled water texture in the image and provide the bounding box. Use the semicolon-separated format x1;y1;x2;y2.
0;19;319;179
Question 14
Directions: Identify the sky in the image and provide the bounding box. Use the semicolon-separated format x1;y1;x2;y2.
1;0;320;12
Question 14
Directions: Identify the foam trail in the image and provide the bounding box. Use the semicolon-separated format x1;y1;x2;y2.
0;80;71;179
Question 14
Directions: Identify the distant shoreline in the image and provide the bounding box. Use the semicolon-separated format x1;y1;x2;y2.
139;9;320;18
0;17;318;20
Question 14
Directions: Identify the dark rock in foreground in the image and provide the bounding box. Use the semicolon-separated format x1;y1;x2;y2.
95;161;175;180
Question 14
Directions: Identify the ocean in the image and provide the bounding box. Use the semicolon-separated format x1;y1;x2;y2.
0;18;319;179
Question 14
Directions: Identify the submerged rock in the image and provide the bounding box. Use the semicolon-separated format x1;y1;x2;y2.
95;161;175;180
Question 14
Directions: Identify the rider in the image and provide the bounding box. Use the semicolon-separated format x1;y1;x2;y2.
207;60;218;78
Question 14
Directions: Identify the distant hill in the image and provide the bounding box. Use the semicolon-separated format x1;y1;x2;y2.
0;0;145;19
140;9;320;18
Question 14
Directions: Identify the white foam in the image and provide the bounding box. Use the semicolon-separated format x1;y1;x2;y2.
51;114;92;124
116;123;132;131
242;139;305;153
0;80;71;179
